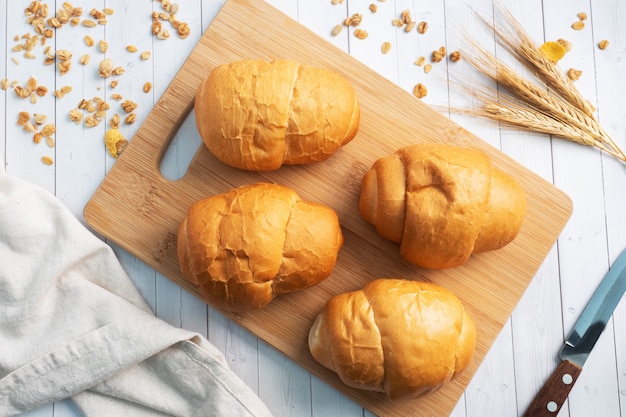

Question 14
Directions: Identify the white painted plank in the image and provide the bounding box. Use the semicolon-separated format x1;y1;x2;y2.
478;2;569;417
591;1;626;416
544;1;619;416
208;308;261;394
4;1;56;191
464;320;517;417
310;375;364;417
296;0;349;53
54;1;107;222
542;1;618;416
0;0;6;168
258;341;312;417
345;0;399;83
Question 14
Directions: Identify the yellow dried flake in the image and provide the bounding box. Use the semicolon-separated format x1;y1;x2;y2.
539;41;566;62
104;128;128;158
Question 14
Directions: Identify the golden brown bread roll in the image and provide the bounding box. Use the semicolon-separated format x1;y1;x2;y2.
194;59;360;171
177;183;344;312
308;278;476;400
359;143;527;269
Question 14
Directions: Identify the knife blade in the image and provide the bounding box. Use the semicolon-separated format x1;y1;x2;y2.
523;247;626;417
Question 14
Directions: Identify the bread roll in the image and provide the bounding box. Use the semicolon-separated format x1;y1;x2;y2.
177;183;343;312
308;278;476;400
359;143;527;269
195;59;360;171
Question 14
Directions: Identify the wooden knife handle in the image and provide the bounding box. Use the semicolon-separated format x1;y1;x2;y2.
523;359;583;417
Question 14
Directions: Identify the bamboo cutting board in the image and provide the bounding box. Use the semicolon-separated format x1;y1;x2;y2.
84;0;572;415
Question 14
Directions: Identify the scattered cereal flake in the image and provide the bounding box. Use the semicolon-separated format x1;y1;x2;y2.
431;46;446;63
33;113;47;125
41;123;56;137
331;24;343;37
571;21;584;30
69;109;83;124
539;41;566;62
176;23;190;39
344;13;362;27
121;99;138;113
381;42;391;54
557;38;572;52
354;29;368;40
17;111;30;126
41;156;54;165
598;39;609;50
413;83;427;98
125;113;136;124
567;68;582;81
417;21;428;34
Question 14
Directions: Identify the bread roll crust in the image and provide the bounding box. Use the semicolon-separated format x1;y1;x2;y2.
195;59;360;171
308;278;476;400
177;183;344;312
359;143;527;269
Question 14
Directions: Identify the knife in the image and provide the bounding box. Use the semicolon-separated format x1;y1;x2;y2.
523;247;626;417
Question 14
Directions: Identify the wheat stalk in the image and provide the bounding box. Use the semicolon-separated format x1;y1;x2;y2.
454;87;625;160
464;43;613;147
474;5;597;118
456;4;626;163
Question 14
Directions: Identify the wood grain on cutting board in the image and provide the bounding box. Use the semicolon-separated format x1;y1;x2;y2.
84;0;572;415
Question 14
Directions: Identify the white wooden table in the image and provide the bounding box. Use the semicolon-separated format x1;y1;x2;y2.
2;0;625;416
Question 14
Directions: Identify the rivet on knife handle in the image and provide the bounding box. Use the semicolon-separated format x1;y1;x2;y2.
523;359;582;417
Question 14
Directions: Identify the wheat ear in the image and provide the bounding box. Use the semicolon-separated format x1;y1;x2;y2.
474;5;596;118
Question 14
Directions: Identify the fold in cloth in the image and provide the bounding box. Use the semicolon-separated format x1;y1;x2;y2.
0;161;273;417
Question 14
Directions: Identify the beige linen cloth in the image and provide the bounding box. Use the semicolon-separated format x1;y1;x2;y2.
0;159;273;417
